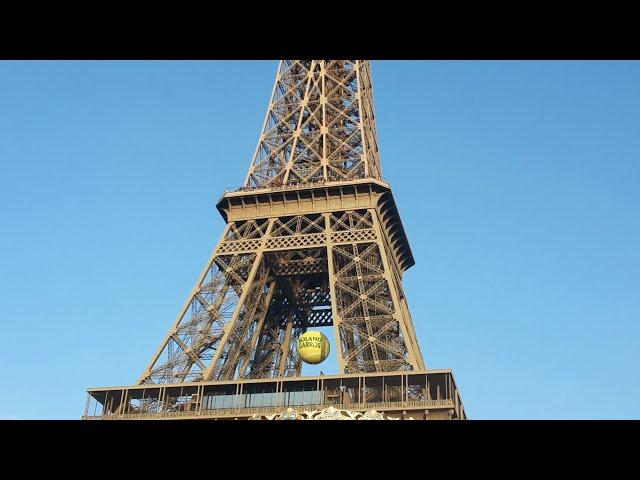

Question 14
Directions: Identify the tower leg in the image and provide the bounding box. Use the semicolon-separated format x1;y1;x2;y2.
328;208;425;373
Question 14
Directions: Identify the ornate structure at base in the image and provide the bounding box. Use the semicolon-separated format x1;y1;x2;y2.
249;406;405;420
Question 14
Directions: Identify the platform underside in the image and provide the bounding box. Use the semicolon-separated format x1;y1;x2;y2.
84;369;465;420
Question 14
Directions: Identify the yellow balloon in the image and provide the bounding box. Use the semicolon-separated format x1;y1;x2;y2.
297;331;330;364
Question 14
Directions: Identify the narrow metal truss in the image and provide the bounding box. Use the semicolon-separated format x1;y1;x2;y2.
244;60;382;188
136;60;426;387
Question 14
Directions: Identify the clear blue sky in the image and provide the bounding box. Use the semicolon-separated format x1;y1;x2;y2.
1;61;638;419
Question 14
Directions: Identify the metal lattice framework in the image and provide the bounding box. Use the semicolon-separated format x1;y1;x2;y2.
136;60;426;387
245;60;381;188
82;60;470;421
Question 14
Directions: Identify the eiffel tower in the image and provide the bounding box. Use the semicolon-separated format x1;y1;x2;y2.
83;60;466;420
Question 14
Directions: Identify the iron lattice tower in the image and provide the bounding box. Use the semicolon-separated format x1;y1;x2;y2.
84;61;466;420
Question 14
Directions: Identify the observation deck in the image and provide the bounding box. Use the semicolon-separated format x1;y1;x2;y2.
83;370;466;420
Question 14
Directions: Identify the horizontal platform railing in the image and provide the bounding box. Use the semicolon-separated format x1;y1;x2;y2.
83;399;456;420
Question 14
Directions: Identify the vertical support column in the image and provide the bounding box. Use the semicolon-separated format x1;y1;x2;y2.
276;379;282;408
158;386;166;414
321;60;328;182
244;60;283;188
282;61;316;185
404;374;408;403
203;219;276;381
83;394;90;418
324;212;347;373
196;384;203;414
277;308;295;377
370;209;425;370
117;389;126;415
121;389;129;415
362;376;367;405
355;60;370;178
235;383;242;410
238;281;278;377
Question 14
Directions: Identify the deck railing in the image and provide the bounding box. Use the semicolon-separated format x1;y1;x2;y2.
83;399;455;420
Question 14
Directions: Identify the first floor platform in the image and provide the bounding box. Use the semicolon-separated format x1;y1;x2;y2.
83;369;466;420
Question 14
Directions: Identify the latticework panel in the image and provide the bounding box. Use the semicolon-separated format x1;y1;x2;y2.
330;209;374;231
242;292;291;379
217;239;262;254
218;212;377;254
218;219;269;254
245;60;382;188
331;242;412;373
243;250;330;379
225;219;269;241
209;261;273;381
140;253;256;384
270;214;325;237
266;233;327;251
139;208;420;384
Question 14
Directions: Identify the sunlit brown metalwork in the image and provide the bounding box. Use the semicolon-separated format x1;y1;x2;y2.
83;60;466;420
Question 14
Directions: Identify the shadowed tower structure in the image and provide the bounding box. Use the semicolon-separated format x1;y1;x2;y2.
84;60;466;420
